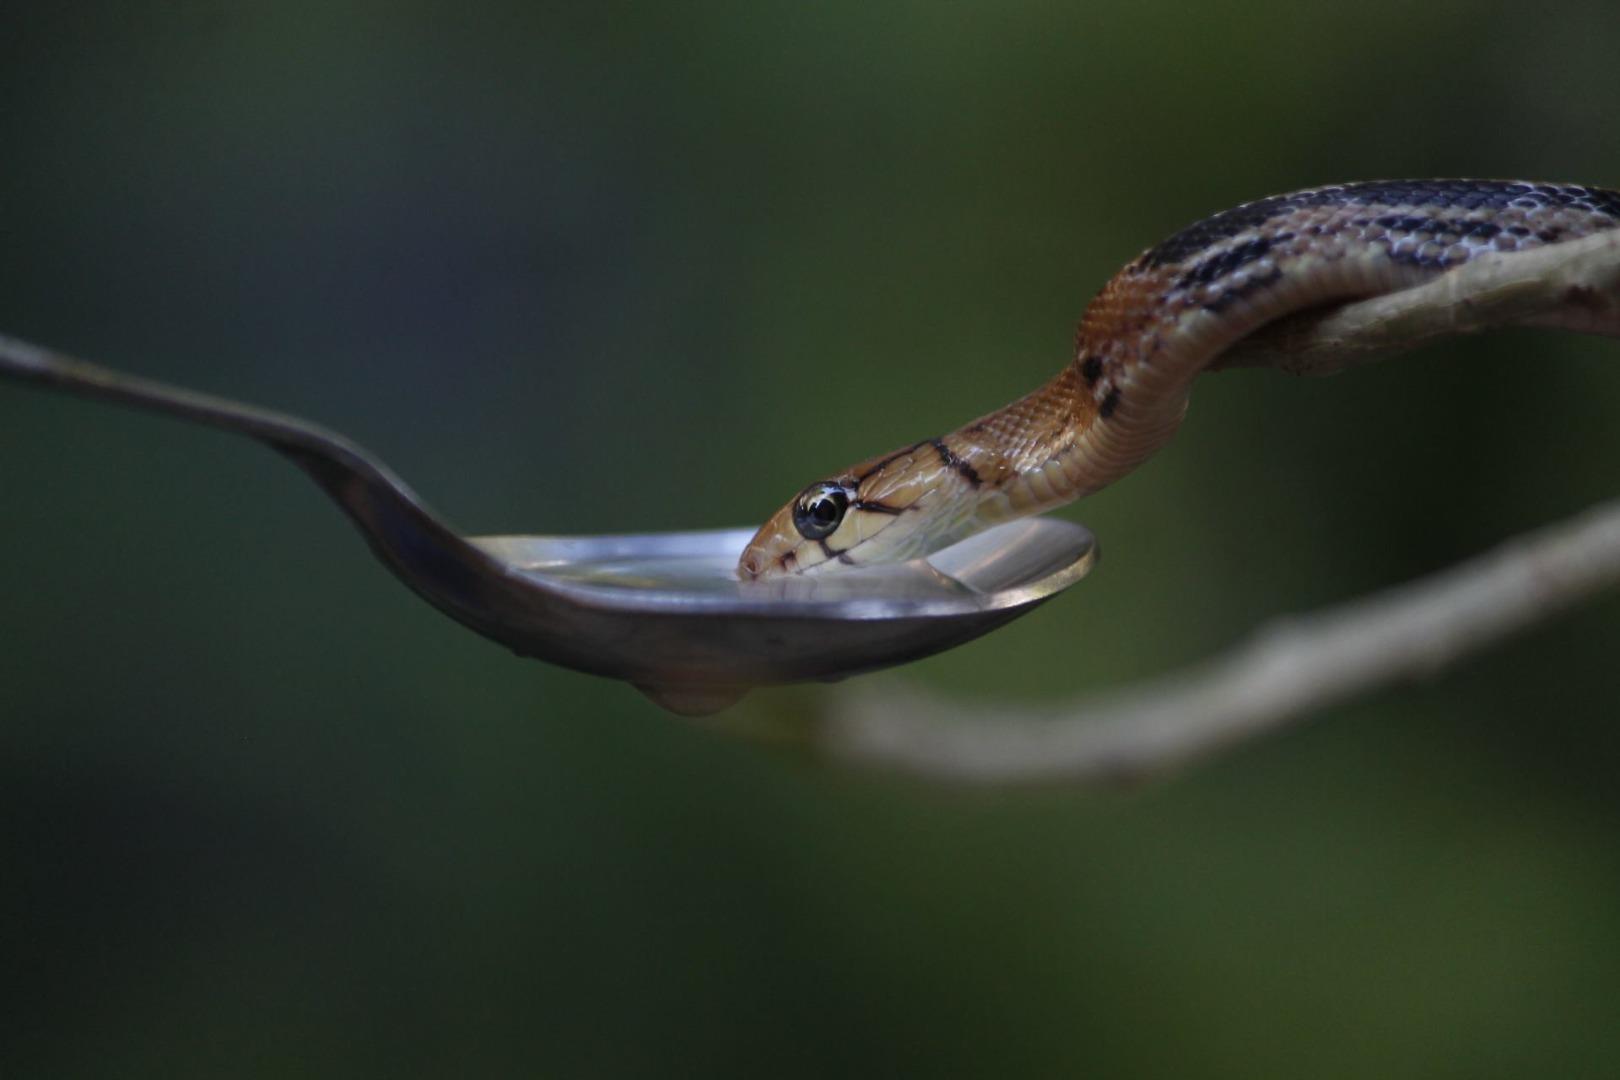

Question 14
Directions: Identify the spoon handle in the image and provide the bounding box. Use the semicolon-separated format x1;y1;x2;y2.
0;331;519;639
0;331;390;472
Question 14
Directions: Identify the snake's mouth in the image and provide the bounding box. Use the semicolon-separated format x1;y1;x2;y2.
736;521;889;581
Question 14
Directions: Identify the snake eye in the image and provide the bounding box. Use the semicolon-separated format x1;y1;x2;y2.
792;482;851;540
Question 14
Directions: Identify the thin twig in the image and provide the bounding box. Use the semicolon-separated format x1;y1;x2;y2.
816;231;1620;786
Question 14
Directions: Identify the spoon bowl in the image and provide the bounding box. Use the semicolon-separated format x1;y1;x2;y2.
470;521;1094;713
0;333;1096;714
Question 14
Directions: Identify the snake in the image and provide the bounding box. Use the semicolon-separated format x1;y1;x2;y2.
738;179;1620;579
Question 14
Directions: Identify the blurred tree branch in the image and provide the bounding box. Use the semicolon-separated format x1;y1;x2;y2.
815;231;1620;785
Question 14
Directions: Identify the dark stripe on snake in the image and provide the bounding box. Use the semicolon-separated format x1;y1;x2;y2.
931;438;982;487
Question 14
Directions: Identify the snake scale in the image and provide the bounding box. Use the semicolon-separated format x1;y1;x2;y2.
738;179;1620;579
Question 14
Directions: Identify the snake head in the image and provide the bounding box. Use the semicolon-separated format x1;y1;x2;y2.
737;439;984;579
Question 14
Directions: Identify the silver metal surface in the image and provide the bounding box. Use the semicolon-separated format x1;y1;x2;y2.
0;333;1097;714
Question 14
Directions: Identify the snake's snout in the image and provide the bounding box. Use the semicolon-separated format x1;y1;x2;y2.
736;509;802;580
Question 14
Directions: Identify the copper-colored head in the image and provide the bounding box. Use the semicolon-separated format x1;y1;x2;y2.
736;439;983;580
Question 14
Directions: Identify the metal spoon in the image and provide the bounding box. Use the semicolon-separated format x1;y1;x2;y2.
0;333;1096;714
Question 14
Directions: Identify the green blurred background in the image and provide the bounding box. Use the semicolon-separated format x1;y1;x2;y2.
5;3;1620;1076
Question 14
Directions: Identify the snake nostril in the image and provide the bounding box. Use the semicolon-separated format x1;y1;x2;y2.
738;551;762;579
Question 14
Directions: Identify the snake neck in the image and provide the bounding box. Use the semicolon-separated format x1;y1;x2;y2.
934;357;1185;529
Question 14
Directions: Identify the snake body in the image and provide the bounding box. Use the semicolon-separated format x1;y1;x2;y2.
738;180;1620;579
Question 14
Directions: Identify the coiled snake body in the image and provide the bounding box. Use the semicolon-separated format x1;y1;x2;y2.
739;180;1620;579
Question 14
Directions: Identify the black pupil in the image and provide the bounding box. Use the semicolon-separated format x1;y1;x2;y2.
793;484;849;540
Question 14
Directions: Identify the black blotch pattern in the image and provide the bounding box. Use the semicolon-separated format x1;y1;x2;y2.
931;438;982;487
1176;236;1274;290
1374;214;1435;233
1099;387;1122;419
1080;355;1103;385
1142;180;1620;268
1203;266;1284;313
